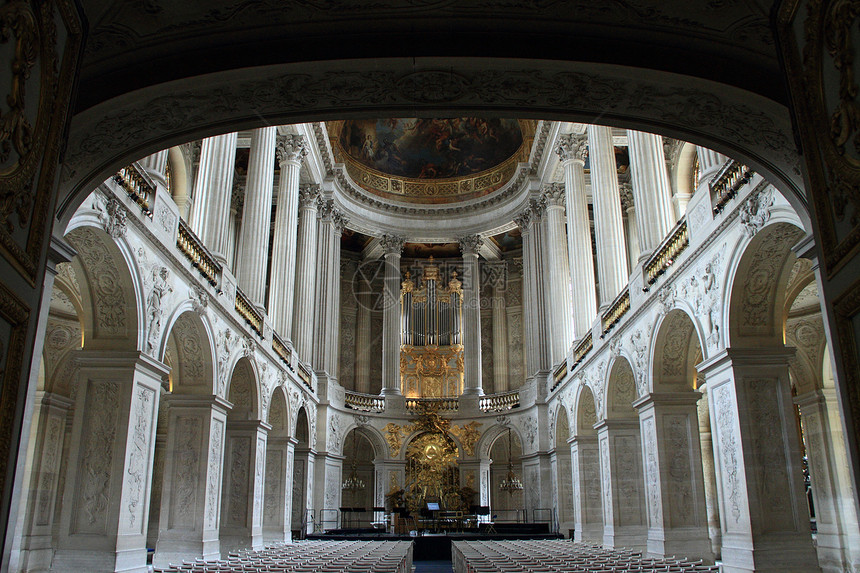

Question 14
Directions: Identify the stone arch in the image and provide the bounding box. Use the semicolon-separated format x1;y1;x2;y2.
166;145;191;217
162;310;216;395
605;356;638;420
574;384;599;437
64;225;140;352
651;308;705;393
295;406;310;447
341;428;377;517
554;404;571;449
476;423;523;460
489;426;524;514
672;142;698;211
267;387;289;437
226;356;260;421
343;424;387;461
726;221;806;348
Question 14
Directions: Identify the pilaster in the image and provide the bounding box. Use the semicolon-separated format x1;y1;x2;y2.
291;185;321;361
570;435;603;543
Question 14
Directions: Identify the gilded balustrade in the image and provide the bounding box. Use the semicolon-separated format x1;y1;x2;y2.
272;331;293;369
550;361;568;392
644;218;689;286
176;219;221;286
114;164;155;217
572;332;593;368
297;362;314;392
601;288;630;336
235;287;263;337
710;159;753;214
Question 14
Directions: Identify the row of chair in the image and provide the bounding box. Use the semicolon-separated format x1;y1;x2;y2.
154;540;413;573
451;540;719;573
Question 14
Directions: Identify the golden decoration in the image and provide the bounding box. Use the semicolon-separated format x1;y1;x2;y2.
384;422;403;457
450;421;482;456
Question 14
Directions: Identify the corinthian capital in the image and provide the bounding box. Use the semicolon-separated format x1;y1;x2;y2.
541;183;565;207
332;209;349;233
276;134;308;164
380;234;405;255
458;234;484;256
555;133;588;163
298;184;320;208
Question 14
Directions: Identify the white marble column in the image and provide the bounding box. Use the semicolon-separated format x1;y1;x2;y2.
515;205;551;377
53;353;167;573
634;392;713;561
140;150;169;184
627;130;676;256
219;421;268;556
291;185;321;362
313;201;347;378
570;435;604;543
620;183;641;269
380;235;405;396
190;133;238;264
354;267;373;394
556;134;598;339
595;420;648;551
459;235;484;396
264;437;296;544
268;134;308;338
796;388;860;572
587;125;629;306
491;264;509;393
540;184;575;364
699;348;820;573
235;127;277;309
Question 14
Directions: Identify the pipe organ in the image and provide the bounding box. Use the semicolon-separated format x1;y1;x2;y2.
400;259;464;397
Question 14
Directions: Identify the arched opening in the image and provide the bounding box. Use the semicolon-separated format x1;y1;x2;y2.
489;428;523;522
571;384;603;544
552;406;574;537
262;387;292;544
341;428;376;529
292;407;311;536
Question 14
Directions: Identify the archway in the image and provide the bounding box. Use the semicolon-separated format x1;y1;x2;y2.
341;428;376;529
262;387;292;544
552;405;574;536
292;406;311;536
571;384;603;543
489;428;523;522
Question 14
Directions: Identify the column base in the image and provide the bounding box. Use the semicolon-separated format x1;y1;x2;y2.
720;532;821;573
574;523;604;544
646;527;714;562
262;528;291;545
604;525;647;552
460;387;485;396
153;536;220;569
18;534;54;572
219;532;262;558
52;547;148;573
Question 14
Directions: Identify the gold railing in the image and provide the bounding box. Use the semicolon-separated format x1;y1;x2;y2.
405;397;459;413
272;332;293;369
297;362;314;392
114;164;155;217
235;287;263;337
550;360;568;392
601;288;630;336
711;160;753;214
572;332;593;368
177;219;221;286
479;390;520;412
345;391;385;413
644;218;689;286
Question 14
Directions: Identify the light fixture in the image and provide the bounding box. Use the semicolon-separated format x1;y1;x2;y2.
342;432;366;493
499;428;523;494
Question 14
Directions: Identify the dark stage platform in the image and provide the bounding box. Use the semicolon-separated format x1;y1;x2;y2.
306;525;563;560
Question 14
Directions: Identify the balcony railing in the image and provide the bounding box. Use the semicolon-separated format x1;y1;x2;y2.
177;219;221;287
601;288;630;336
272;331;293;369
235;287;263;337
297;361;314;393
406;397;459;413
644;218;689;287
479;390;520;412
344;391;385;413
711;160;753;214
114;164;155;217
572;332;593;368
550;361;568;392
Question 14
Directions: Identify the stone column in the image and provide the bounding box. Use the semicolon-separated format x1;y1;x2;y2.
312;201;347;378
235;127;277;309
540;184;575;363
140;150;169;185
380;235;405;397
263;437;296;544
459;235;484;396
796;388;860;572
570;435;603;543
698;348;820;573
53;353;167;573
697;383;722;559
190;133;238;264
556;133;598;339
620;183;641;270
268;135;308;338
291;185;321;362
627;130;676;257
595;420;648;551
219;421;269;556
491;264;509;393
587;125;629;306
16;391;74;572
152;395;229;567
515;206;551;378
354;267;373;394
634;392;713;561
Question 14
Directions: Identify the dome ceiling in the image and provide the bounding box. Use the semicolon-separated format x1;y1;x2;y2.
331;118;534;204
